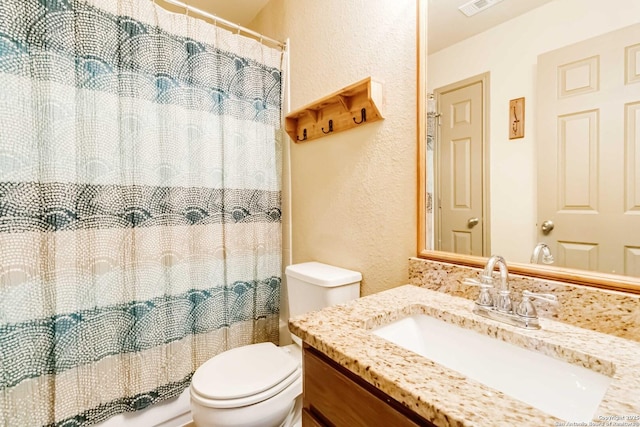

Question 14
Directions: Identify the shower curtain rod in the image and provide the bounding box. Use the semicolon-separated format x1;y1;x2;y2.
161;0;286;49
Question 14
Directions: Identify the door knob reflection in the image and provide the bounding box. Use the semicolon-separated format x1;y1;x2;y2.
541;220;554;234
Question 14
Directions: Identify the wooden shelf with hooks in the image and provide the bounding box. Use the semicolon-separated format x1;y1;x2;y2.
285;77;384;143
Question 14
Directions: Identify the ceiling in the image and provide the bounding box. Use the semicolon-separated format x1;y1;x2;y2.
159;0;555;53
427;0;555;54
156;0;271;27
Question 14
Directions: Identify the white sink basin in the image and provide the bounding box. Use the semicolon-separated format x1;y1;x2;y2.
372;314;612;422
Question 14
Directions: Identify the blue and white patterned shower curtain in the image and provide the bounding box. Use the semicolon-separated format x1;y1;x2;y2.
0;0;283;425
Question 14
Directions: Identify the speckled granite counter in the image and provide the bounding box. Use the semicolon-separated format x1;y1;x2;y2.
289;285;640;427
408;258;640;342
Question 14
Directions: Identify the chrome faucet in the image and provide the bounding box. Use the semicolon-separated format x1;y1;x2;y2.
464;255;558;330
480;255;508;287
530;243;554;264
480;255;511;313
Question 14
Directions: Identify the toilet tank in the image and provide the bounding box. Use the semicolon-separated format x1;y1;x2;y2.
285;262;361;319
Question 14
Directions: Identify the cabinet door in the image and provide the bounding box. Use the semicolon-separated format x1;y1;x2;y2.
302;408;325;427
303;345;434;427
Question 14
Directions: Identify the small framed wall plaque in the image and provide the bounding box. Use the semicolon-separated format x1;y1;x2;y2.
509;97;525;139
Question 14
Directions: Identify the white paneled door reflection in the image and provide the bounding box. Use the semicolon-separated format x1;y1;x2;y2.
437;80;484;256
537;23;640;276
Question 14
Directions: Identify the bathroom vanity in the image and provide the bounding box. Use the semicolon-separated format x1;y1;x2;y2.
290;285;640;426
302;343;434;426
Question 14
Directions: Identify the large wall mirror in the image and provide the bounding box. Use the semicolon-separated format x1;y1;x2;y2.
418;0;640;293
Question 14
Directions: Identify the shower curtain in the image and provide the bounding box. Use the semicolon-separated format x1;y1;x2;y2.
0;0;283;425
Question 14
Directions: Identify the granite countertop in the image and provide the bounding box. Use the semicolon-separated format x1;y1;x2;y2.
289;285;640;427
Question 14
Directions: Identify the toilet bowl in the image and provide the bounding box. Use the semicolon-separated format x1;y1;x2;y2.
190;262;361;427
190;342;302;427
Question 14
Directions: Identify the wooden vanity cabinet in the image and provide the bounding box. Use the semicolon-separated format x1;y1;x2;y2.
302;344;436;427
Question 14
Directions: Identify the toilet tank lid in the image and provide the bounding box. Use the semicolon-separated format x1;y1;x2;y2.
285;262;362;287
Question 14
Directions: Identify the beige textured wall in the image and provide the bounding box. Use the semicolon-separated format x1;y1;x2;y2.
251;0;418;296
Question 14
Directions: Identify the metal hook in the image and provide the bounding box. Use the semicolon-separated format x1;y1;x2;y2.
296;129;307;141
353;108;367;124
321;119;334;134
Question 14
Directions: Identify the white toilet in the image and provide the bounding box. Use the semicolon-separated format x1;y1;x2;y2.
189;262;362;427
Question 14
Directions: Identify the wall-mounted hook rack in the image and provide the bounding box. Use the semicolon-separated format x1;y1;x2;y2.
285;77;384;143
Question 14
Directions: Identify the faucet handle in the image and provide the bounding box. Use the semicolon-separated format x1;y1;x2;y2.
463;277;480;285
516;291;558;318
463;277;492;288
522;290;558;304
463;278;493;307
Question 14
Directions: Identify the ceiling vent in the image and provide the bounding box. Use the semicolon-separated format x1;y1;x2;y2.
458;0;505;17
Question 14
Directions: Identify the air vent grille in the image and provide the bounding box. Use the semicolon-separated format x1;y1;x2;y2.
458;0;504;17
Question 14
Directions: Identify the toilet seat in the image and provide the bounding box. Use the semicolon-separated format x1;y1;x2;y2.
190;342;301;409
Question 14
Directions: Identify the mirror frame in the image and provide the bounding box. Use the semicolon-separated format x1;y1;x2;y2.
415;0;640;295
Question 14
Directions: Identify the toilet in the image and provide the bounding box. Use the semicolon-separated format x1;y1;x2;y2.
189;262;362;427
